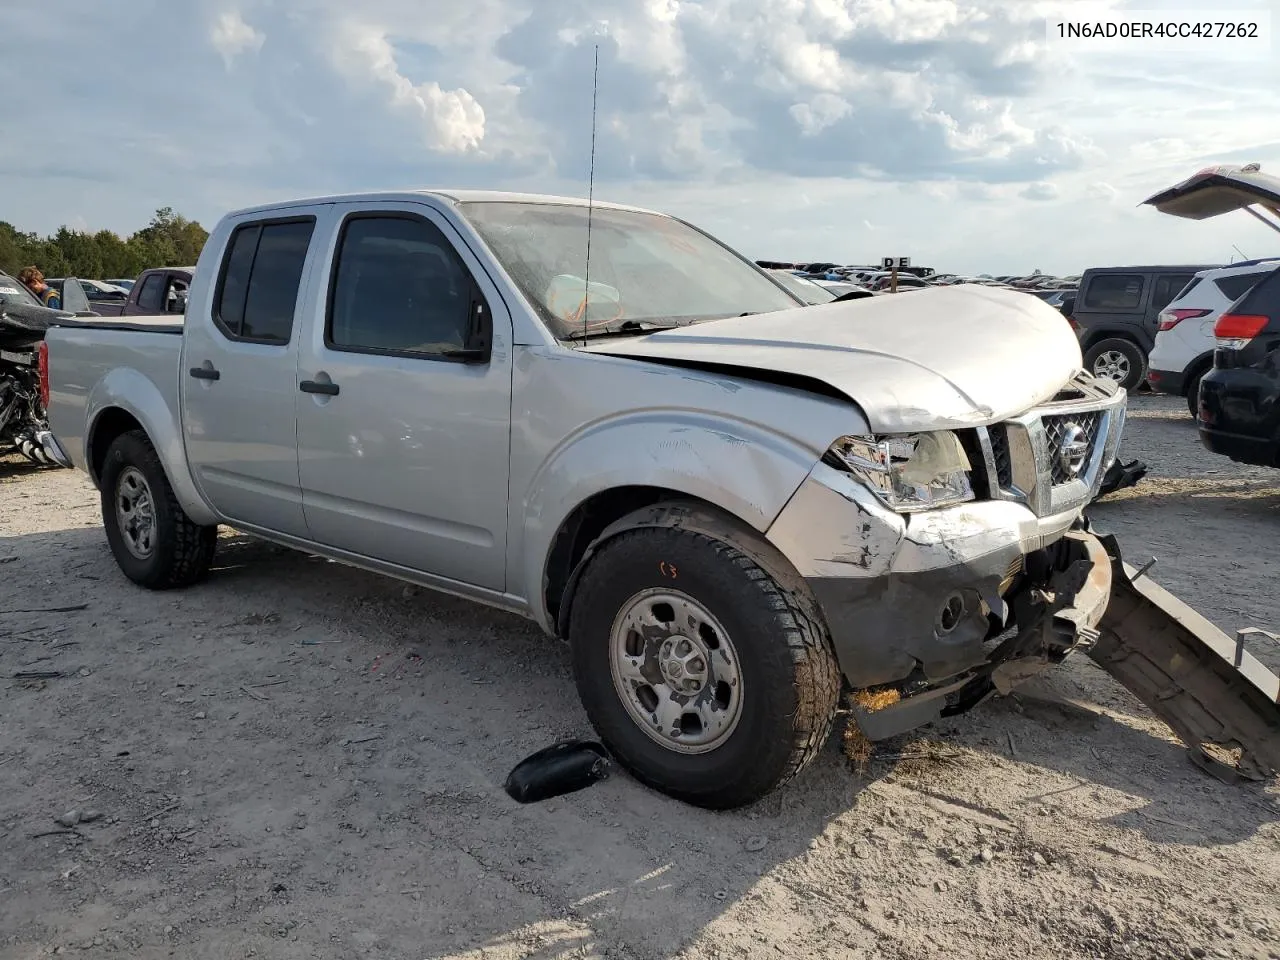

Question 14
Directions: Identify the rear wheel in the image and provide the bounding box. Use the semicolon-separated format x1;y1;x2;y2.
1186;368;1206;419
100;429;217;589
1085;338;1147;392
567;506;841;809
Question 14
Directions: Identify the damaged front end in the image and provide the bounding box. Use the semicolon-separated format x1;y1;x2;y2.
845;524;1113;741
846;525;1280;786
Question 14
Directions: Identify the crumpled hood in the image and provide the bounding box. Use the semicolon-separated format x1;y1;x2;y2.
581;285;1083;432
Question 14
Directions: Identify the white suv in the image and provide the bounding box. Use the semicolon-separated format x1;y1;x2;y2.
1147;259;1279;415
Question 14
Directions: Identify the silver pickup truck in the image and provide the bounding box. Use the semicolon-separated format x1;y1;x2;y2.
38;190;1280;808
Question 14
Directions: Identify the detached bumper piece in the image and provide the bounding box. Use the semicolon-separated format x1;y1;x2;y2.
1093;458;1148;501
1090;534;1280;784
848;529;1113;741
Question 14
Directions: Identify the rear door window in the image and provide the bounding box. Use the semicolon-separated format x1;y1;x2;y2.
1083;273;1145;311
1152;274;1193;312
135;273;164;313
1213;271;1268;302
213;218;316;343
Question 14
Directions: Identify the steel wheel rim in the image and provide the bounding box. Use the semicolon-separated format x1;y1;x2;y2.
1092;350;1130;383
115;466;157;560
608;587;744;755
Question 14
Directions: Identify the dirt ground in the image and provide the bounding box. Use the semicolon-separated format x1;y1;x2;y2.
1;393;1277;960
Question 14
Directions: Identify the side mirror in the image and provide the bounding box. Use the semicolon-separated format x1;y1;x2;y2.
60;277;94;316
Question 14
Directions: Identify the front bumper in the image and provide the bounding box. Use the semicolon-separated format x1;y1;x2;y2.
766;461;1100;692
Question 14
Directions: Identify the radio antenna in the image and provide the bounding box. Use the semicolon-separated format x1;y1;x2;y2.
582;43;600;342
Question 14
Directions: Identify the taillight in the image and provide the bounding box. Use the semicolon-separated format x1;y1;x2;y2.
1214;313;1269;340
1158;307;1212;331
37;340;50;409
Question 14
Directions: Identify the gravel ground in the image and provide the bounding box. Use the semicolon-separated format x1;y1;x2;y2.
1;393;1277;960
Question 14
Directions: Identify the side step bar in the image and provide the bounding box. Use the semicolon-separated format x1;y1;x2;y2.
1090;533;1280;783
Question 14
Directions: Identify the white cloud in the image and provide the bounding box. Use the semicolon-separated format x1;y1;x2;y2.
1019;181;1058;201
209;10;264;67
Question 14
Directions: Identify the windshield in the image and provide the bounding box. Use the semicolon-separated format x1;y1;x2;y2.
768;270;836;305
458;201;803;339
0;272;42;307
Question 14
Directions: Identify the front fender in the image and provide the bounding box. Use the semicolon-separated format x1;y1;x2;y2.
86;368;218;526
517;411;822;631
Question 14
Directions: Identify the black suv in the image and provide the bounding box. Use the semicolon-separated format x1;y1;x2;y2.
1197;265;1280;468
1069;264;1219;391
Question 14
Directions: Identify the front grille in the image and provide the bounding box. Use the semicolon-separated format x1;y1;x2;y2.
1043;412;1102;485
988;425;1013;488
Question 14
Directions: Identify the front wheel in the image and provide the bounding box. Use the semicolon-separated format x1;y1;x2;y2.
100;429;218;589
1084;338;1147;392
567;509;841;809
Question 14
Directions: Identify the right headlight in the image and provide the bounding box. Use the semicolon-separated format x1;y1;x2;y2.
824;431;975;513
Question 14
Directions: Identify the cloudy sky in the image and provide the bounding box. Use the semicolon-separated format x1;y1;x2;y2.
3;0;1278;274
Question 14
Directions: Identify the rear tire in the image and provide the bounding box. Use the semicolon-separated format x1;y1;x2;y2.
1186;369;1205;419
100;429;217;589
1085;338;1147;393
567;508;841;809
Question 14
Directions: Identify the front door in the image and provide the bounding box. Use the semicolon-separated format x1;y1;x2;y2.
294;202;513;591
180;214;322;538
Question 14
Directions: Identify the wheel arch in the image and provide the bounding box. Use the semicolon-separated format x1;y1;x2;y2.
83;371;218;527
1182;350;1216;395
544;491;813;643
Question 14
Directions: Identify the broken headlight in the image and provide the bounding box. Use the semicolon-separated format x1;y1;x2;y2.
824;431;974;513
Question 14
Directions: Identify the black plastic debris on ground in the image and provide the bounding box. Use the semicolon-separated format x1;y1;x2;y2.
504;739;612;804
1096;459;1148;500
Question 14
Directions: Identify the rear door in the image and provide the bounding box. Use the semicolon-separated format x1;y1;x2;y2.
293;200;514;590
1079;271;1149;340
180;212;323;538
127;271;166;316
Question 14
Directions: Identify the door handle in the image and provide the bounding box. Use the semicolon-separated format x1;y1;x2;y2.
189;366;220;381
299;380;340;396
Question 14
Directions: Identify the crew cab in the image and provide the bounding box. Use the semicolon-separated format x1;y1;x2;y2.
39;189;1131;809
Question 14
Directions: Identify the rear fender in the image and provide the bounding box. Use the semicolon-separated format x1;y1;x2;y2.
86;368;218;526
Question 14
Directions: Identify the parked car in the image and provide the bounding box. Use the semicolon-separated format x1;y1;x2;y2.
1069;263;1219;391
1141;162;1280;467
1198;267;1280;467
46;278;130;305
86;267;193;318
1147;259;1280;416
38;188;1137;809
106;278;136;291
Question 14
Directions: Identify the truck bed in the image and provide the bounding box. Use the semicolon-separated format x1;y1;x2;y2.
44;319;185;473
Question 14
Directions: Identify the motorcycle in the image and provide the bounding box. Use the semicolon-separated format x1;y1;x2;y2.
0;275;94;466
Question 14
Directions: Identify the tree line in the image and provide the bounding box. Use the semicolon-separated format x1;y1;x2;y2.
0;207;209;281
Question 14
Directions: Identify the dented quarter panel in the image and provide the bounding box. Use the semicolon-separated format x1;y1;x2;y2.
581;285;1082;432
509;345;866;630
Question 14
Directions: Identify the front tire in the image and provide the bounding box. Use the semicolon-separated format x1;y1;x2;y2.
1085;338;1147;392
100;429;217;589
567;509;841;809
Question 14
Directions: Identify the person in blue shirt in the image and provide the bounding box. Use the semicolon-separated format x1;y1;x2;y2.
18;266;61;310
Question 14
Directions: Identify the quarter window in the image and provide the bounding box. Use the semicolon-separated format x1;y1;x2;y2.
326;215;478;357
213;218;315;343
1214;271;1266;302
1083;274;1144;311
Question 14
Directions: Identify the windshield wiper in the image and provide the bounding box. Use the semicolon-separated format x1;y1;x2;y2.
565;319;681;341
